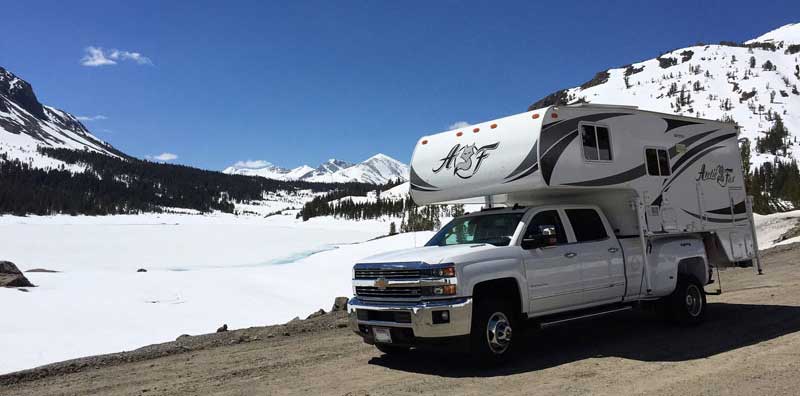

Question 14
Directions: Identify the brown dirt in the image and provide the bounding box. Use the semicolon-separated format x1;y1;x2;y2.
2;244;800;396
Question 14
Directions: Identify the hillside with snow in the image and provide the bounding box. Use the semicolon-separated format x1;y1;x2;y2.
0;67;124;169
223;153;409;184
530;22;800;169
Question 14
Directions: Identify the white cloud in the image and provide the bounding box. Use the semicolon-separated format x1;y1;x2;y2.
448;121;470;130
233;160;271;169
81;46;153;67
76;115;108;121
147;152;178;162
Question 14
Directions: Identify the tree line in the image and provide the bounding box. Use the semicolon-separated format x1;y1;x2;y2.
0;148;376;216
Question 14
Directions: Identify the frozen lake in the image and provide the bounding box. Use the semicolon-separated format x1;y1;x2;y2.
0;213;431;374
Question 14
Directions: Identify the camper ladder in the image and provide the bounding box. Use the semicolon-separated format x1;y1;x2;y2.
745;195;763;275
634;196;654;295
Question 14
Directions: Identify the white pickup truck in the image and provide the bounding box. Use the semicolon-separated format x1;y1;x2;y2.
348;105;760;360
348;205;711;359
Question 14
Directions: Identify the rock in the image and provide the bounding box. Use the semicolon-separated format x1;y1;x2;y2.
306;309;326;319
336;320;349;328
17;288;29;293
331;297;349;312
25;268;59;273
282;331;291;336
216;324;228;333
286;316;301;325
137;268;148;273
0;261;35;288
176;334;190;341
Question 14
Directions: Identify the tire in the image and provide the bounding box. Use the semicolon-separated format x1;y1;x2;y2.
469;298;517;363
666;275;707;324
375;344;410;355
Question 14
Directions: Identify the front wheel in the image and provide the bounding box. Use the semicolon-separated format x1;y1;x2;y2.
469;298;517;363
666;275;707;324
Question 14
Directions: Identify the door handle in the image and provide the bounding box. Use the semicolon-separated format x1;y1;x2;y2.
608;247;619;253
564;252;577;258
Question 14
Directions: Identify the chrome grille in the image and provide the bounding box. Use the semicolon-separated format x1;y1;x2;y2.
355;286;421;298
354;268;421;279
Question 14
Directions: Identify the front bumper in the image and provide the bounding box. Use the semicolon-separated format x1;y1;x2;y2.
348;297;473;341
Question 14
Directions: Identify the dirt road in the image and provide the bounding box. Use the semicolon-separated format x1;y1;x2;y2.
2;244;800;396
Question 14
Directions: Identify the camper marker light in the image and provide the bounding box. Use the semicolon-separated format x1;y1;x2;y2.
421;139;428;145
531;113;540;119
551;113;559;118
473;127;480;133
490;123;497;129
456;131;463;137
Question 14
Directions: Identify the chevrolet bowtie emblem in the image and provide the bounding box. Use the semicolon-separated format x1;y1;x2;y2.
374;277;388;290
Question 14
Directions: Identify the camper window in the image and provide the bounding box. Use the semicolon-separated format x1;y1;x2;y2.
580;124;612;161
645;148;671;176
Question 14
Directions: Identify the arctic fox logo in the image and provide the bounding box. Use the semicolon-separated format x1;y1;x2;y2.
432;142;499;179
696;163;735;187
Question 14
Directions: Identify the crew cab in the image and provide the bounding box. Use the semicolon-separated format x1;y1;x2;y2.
348;205;711;359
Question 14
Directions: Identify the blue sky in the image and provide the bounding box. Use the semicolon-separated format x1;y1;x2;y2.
1;1;797;170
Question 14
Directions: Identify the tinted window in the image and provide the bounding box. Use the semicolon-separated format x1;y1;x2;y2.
523;210;568;245
646;148;670;176
581;125;599;160
657;149;671;176
596;127;612;160
581;124;612;161
565;209;608;242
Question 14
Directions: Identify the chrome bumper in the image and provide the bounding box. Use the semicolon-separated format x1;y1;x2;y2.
348;297;473;339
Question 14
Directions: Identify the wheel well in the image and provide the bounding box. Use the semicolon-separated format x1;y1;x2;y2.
472;278;522;317
678;256;708;285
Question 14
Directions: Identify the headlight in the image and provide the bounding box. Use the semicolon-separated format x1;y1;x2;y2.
426;264;456;278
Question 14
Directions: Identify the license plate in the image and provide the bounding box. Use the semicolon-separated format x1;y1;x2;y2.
373;327;392;343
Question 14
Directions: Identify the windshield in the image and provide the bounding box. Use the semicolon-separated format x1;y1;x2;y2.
426;213;524;247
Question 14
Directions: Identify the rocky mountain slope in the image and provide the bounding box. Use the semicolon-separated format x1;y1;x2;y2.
0;67;124;168
530;22;800;169
223;153;409;184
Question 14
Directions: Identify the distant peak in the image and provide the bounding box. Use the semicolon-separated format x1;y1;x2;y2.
366;153;394;162
746;22;800;44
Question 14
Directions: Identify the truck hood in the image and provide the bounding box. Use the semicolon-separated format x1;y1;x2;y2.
357;244;495;265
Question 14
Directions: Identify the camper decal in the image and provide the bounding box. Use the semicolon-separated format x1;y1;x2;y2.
433;142;499;179
695;163;735;187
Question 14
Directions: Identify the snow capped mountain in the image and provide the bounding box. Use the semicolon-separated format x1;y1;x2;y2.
0;66;124;167
223;154;409;184
530;22;800;169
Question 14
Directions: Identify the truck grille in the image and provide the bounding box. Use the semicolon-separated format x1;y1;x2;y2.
354;268;421;279
355;286;421;298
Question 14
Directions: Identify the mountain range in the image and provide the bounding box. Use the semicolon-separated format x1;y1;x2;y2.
222;154;409;184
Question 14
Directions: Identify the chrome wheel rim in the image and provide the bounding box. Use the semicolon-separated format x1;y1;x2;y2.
486;312;512;354
686;284;703;317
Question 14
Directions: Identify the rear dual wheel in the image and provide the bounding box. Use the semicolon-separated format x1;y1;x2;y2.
666;275;707;324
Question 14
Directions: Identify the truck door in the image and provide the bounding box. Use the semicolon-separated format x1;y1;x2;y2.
520;209;583;314
564;208;625;306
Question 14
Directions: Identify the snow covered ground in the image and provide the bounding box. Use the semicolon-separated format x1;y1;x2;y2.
754;210;800;249
0;212;426;374
1;209;798;374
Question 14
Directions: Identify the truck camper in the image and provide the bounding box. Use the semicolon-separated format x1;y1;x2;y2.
349;104;761;360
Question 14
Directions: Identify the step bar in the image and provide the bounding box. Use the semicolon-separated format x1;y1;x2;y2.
539;306;633;329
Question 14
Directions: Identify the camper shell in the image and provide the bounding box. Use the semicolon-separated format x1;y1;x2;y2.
410;104;759;268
